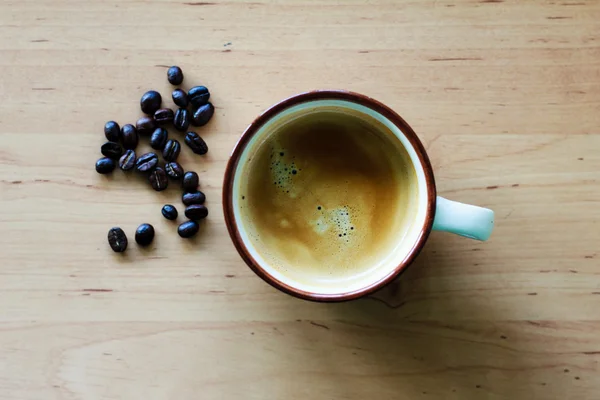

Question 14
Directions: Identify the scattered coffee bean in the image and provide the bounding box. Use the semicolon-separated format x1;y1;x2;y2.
173;108;190;132
167;66;184;85
149;127;168;150
191;102;214;127
98;72;221;252
182;191;206;206
140;90;162;115
162;139;181;162
104;121;120;142
188;86;210;107
108;227;128;252
119;149;136;171
184;131;208;155
154;108;174;125
161;204;178;220
136;116;156;135
101;141;123;159
185;204;208;220
178;220;199;238
149;167;168;191
165;162;184;180
172;89;188;108
120;124;139;150
135;152;159;173
96;157;116;174
182;171;199;192
135;223;155;246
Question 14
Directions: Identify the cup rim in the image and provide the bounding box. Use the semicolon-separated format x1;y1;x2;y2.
222;90;437;302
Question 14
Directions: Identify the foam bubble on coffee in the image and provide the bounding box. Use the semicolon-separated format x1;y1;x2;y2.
269;147;300;198
269;144;359;245
311;206;356;243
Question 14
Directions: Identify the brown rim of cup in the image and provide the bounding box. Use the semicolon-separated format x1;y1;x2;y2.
222;90;437;302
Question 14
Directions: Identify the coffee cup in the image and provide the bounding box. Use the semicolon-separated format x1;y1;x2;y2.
223;90;494;301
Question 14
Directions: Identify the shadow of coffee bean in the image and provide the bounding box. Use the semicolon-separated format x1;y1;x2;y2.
110;248;133;263
137;242;157;255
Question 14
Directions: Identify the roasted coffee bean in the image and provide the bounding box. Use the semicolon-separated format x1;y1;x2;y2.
182;191;206;206
162;139;181;162
178;220;199;238
104;121;120;142
96;157;116;174
184;131;208;155
165;162;184;180
119;149;136;171
136;116;156;135
173;108;190;132
182;171;199;192
101;141;123;159
135;223;155;246
167;66;184;85
188;86;210;107
154;108;174;125
172;89;188;108
185;204;208;220
149;167;168;191
140;90;162;115
149;127;168;150
120;124;139;150
191;102;214;127
135;152;159;173
108;227;128;252
161;204;178;220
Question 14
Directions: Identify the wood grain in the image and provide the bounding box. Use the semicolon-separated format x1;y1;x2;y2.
1;0;599;399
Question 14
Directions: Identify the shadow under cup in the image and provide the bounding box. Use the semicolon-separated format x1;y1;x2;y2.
223;92;436;301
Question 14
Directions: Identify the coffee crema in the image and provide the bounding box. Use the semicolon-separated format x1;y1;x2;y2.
237;106;419;288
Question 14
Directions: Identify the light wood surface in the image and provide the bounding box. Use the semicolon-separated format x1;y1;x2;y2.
1;0;599;399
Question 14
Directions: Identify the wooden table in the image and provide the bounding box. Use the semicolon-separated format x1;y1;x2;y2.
1;0;599;398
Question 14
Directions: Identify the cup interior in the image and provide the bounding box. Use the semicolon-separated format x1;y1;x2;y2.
224;92;435;300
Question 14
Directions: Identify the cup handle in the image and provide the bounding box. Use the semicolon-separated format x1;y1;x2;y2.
432;196;495;241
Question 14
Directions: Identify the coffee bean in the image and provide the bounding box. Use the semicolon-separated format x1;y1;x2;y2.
136;116;156;135
154;108;174;125
104;121;120;142
135;152;159;173
172;89;188;108
120;124;139;150
182;171;199;192
119;149;136;171
161;204;178;220
182;191;206;206
167;66;184;85
108;227;127;252
140;90;162;115
165;162;184;180
162;139;181;162
185;204;208;220
96;157;116;174
149;167;168;191
149;127;168;150
178;220;199;238
188;86;210;107
135;223;155;246
184;131;208;155
101;141;123;159
173;108;190;132
191;102;214;127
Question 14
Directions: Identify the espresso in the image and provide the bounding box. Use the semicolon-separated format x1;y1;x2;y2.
238;107;419;288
